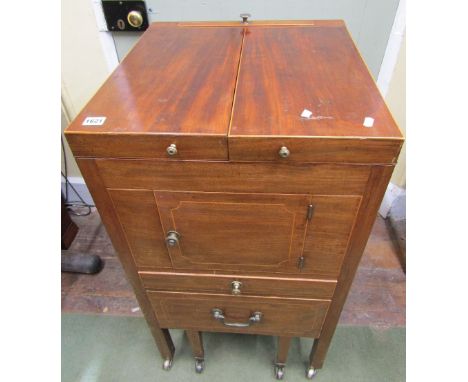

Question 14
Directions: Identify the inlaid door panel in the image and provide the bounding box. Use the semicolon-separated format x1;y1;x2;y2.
301;195;362;277
109;189;173;268
154;191;311;272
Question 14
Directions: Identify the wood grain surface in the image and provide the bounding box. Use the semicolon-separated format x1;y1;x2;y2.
65;22;402;165
96;160;371;196
66;25;242;136
276;336;293;365
108;189;172;269
148;291;330;337
186;330;204;360
230;25;402;140
154;191;311;273
65;134;229;160
228;137;402;164
139;272;336;300
308;165;395;369
106;187;361;277
302;195;361;277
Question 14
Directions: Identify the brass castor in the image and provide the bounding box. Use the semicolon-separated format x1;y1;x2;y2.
274;365;285;380
306;367;318;379
162;359;173;371
195;358;205;373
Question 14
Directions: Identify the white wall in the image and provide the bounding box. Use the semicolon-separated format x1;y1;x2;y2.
113;0;400;79
386;33;406;188
61;0;111;177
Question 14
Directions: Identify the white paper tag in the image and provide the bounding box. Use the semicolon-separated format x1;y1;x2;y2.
363;117;374;128
301;109;313;119
82;116;106;126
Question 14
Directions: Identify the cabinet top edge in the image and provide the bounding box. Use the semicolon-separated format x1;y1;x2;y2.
64;129;403;142
146;20;345;28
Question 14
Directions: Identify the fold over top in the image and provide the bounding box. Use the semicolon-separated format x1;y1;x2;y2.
65;20;403;163
66;24;243;136
230;23;403;139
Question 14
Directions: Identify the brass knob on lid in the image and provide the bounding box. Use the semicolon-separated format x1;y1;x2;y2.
240;13;251;24
231;281;242;295
278;146;290;158
166;144;178;156
127;10;143;28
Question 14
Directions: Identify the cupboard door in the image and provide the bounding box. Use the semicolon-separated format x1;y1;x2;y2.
110;188;361;277
301;195;362;277
109;189;173;269
155;191;311;273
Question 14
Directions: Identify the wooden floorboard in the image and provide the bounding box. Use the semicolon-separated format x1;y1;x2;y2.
61;209;405;326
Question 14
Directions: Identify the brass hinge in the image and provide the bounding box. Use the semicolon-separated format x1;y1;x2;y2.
297;256;305;269
307;204;315;221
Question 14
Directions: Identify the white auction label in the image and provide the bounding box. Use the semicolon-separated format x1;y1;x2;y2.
363;117;374;128
82;116;106;126
301;109;313;119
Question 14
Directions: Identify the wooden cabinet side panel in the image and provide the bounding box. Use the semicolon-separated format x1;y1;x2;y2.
75;158;174;360
309;165;396;368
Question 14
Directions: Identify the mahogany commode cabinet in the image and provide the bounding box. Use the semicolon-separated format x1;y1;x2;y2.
65;18;403;379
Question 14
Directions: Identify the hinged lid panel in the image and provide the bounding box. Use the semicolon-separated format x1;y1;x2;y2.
66;24;244;160
229;21;403;164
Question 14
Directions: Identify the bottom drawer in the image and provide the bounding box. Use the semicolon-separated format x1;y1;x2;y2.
147;291;330;337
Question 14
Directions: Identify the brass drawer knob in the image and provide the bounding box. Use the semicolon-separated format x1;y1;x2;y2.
231;281;242;295
165;231;180;247
278;146;290;158
166;144;178;156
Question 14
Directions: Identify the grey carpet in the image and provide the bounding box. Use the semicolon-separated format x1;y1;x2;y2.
62;314;405;382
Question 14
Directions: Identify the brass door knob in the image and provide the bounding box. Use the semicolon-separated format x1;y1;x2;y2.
231;281;242;295
165;231;180;247
278;146;290;158
166;144;178;156
127;10;143;28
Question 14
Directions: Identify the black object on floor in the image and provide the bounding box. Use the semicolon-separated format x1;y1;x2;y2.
61;251;104;274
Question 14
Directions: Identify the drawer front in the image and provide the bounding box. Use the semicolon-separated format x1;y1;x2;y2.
139;272;337;299
228;137;403;164
96;159;371;196
147;291;330;337
66;134;228;161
